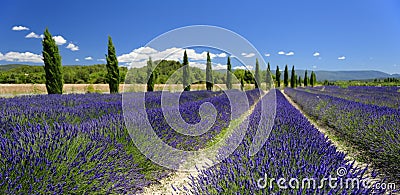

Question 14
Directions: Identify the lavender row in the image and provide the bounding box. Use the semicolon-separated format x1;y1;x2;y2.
128;89;261;151
184;90;385;194
300;86;400;109
0;89;260;193
285;88;400;181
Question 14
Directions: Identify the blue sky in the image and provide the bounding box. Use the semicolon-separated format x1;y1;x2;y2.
1;0;400;73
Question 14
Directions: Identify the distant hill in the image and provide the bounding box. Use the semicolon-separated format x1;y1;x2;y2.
315;70;400;81
0;64;30;71
270;70;400;81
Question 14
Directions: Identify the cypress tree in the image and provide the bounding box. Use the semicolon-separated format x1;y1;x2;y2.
182;50;191;91
313;71;317;86
206;52;213;91
310;71;317;87
147;57;155;91
240;76;244;91
284;65;289;87
304;70;308;87
226;57;232;89
310;71;314;87
290;65;295;88
298;76;302;87
255;58;260;89
42;28;63;94
265;62;272;90
106;36;120;93
276;66;281;87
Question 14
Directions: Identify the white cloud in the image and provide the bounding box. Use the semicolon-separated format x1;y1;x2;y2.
233;65;254;70
278;51;285;55
0;51;42;63
264;53;271;57
118;46;229;68
213;63;227;70
285;51;294;56
75;58;80;62
97;59;106;62
12;26;29;31
66;43;79;51
338;56;346;60
312;65;317;69
216;53;227;58
189;62;206;69
25;32;43;39
52;36;67;45
313;52;320;57
241;52;255;58
245;53;255;58
85;56;93;60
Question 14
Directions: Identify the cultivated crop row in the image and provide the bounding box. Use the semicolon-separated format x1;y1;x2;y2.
285;87;400;182
184;90;385;194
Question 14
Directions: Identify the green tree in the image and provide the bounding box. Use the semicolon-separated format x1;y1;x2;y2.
284;65;289;87
276;66;281;87
147;57;155;91
310;71;317;87
298;76;302;87
240;76;244;91
42;28;63;94
304;70;308;87
290;65;295;88
105;36;120;93
206;52;213;91
313;71;317;86
254;58;260;89
182;50;191;91
226;57;232;89
265;62;272;90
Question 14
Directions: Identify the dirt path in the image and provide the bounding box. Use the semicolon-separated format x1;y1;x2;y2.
141;91;266;195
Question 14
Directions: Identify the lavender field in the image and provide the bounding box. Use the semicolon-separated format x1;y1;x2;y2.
1;87;398;194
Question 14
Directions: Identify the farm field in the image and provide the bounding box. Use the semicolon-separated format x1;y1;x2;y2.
1;88;397;194
301;86;400;109
0;84;256;96
285;87;400;183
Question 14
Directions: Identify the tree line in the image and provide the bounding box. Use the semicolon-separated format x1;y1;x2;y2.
10;28;318;94
145;50;316;92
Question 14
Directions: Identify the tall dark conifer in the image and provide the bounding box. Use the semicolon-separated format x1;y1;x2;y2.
266;62;272;90
240;76;244;91
226;57;232;89
304;70;308;87
206;52;213;91
106;36;120;93
42;28;63;94
147;57;155;91
284;65;289;87
182;50;191;91
298;76;302;87
255;58;260;89
276;66;281;87
290;65;295;88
